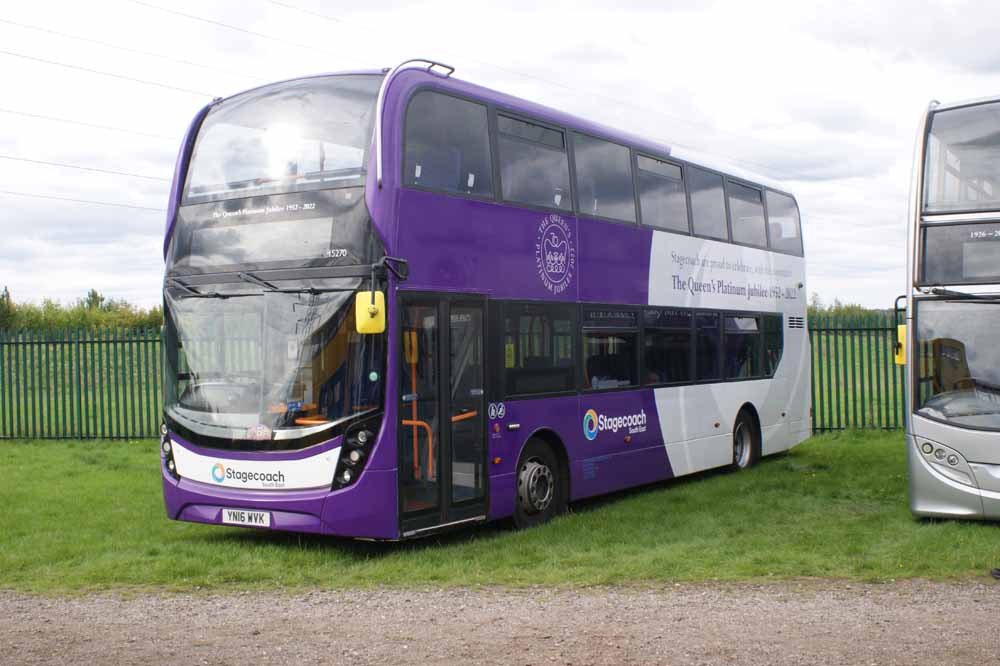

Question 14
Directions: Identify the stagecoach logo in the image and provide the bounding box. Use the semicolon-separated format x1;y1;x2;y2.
535;214;575;294
583;408;647;440
209;462;287;488
583;409;599;441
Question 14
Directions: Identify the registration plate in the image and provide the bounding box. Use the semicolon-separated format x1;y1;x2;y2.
221;508;271;528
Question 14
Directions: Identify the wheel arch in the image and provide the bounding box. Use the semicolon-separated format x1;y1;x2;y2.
735;401;763;452
519;427;571;500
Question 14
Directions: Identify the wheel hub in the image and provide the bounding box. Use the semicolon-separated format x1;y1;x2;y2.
518;459;554;514
734;422;751;468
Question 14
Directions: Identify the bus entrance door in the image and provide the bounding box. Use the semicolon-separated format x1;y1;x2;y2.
399;295;488;536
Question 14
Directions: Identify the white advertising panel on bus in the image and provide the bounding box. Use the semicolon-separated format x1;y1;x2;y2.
648;232;802;311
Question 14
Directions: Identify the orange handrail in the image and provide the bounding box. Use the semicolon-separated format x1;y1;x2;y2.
401;419;433;478
410;332;422;479
294;416;330;426
451;410;478;423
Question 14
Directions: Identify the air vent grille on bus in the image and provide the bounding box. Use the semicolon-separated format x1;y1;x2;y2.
788;316;806;329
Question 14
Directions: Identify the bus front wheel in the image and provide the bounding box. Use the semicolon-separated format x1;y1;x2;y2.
731;409;761;471
513;439;567;529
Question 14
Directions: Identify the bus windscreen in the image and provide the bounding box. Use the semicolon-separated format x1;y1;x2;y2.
183;74;382;204
923;101;1000;213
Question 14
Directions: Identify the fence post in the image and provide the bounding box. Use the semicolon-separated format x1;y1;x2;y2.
0;329;6;438
808;316;817;433
145;327;155;437
43;328;51;438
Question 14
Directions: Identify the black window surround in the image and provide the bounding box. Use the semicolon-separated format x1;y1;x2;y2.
496;111;573;213
403;90;494;199
636;153;692;235
500;300;578;398
494;299;786;401
398;84;804;257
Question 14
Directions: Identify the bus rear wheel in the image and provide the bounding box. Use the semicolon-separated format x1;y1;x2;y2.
731;409;761;471
513;439;566;529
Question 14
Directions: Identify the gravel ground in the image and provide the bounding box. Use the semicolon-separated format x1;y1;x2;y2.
2;581;999;665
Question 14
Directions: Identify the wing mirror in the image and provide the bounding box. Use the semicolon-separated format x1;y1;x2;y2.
355;291;386;334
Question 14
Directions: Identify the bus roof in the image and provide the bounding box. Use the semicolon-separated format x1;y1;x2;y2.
931;93;1000;113
385;67;790;195
211;65;791;197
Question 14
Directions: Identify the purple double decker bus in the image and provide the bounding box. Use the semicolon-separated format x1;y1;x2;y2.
160;59;810;539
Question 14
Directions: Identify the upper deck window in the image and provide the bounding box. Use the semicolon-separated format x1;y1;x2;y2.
573;134;636;222
497;115;572;211
765;191;804;256
728;182;767;247
688;167;729;241
636;155;688;233
924;101;1000;213
184;75;382;204
404;91;493;197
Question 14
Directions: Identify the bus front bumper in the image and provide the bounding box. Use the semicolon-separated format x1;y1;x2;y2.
162;458;399;539
906;434;1000;519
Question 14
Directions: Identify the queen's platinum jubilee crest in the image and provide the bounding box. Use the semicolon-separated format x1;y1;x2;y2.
535;214;575;294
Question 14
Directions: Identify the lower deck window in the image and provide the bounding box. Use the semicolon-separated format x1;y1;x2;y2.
503;303;576;396
695;313;721;380
724;316;761;379
584;330;637;389
644;329;691;384
763;315;783;375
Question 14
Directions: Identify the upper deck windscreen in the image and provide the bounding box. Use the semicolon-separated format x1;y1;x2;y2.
924;101;1000;213
183;74;382;204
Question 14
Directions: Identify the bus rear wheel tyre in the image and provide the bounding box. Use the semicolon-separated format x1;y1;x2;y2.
513;439;566;529
731;410;760;471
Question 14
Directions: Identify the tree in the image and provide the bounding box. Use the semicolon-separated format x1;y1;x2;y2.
83;289;106;311
0;288;162;331
0;286;12;329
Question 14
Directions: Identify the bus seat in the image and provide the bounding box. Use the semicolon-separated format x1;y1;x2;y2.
411;144;460;191
523;355;550;369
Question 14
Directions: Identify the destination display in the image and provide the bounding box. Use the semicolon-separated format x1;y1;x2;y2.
167;188;376;275
921;221;1000;284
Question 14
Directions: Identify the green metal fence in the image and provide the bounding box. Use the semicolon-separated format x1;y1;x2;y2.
0;328;162;439
808;313;904;432
0;316;906;439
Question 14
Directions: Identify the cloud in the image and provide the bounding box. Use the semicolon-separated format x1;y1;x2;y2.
4;0;1000;311
800;0;1000;75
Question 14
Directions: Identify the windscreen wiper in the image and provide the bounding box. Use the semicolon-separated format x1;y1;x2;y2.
166;277;228;299
237;271;278;290
928;287;1000;301
238;270;354;295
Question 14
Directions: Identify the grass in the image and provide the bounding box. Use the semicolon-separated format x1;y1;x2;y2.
1;431;999;594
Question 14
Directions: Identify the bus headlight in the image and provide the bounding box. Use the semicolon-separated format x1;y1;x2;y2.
334;415;381;489
344;448;365;466
918;438;976;487
161;440;172;456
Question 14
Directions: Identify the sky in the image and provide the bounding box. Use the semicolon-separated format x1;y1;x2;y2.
2;0;1000;309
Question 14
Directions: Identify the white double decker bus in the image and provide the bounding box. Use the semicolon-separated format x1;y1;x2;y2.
904;96;1000;519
